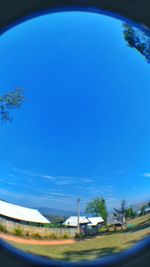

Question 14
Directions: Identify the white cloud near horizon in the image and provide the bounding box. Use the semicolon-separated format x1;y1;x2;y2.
3;166;96;187
0;165;125;211
142;172;150;177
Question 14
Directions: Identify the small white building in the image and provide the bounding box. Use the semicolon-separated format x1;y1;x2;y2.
63;216;89;228
137;210;142;215
144;207;150;213
137;207;150;216
87;217;104;228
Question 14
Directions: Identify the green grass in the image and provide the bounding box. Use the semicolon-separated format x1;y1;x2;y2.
10;215;150;262
127;214;150;229
11;228;150;261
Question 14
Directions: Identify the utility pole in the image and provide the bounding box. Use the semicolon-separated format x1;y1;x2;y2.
77;197;80;233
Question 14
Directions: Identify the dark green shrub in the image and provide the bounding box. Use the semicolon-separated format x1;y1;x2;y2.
48;233;57;239
62;233;70;239
13;228;23;236
0;223;7;233
25;230;30;237
99;226;108;233
75;232;85;239
32;232;42;239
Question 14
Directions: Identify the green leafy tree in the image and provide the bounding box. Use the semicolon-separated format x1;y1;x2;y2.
85;197;107;225
125;206;135;219
114;199;127;225
0;88;25;123
123;23;150;63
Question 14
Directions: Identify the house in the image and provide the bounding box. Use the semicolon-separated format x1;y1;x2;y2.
0;200;50;226
87;217;104;229
144;207;150;214
137;207;150;216
107;214;124;228
63;216;89;229
137;210;142;216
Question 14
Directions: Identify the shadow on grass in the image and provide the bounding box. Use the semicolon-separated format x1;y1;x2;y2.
19;245;120;262
124;232;150;247
123;218;150;233
62;246;118;261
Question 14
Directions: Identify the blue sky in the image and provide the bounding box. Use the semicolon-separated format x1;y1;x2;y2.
0;11;150;212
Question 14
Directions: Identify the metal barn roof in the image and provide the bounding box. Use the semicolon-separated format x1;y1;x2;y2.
0;200;50;224
145;207;150;213
88;217;104;226
63;216;89;227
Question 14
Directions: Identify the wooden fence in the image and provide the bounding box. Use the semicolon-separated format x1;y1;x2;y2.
0;218;77;238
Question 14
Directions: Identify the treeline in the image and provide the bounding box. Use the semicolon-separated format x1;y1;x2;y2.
85;197;150;226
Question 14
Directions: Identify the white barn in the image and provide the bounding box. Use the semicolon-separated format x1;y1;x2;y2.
0;200;50;225
63;216;89;228
138;207;150;215
88;217;104;228
144;207;150;214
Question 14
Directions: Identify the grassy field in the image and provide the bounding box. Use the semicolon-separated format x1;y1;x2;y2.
9;214;150;262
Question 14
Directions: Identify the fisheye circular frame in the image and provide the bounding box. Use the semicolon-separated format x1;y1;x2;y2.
0;0;150;35
0;0;150;267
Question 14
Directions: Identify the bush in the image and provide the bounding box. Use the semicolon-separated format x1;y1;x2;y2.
48;233;57;239
13;228;23;236
75;232;85;239
99;226;108;233
62;233;70;239
32;232;42;239
25;230;30;237
0;223;7;233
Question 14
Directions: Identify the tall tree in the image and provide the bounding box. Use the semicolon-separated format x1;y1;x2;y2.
123;23;150;63
114;199;127;225
0;88;25;123
85;197;108;225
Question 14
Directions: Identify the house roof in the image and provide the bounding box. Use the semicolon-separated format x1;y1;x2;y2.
0;200;50;224
63;216;89;227
145;207;150;212
137;210;142;215
88;217;104;226
137;207;150;214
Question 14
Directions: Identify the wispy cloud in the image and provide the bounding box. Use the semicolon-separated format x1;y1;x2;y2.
90;185;114;196
7;166;95;186
55;176;94;186
0;187;77;210
0;178;17;186
142;172;150;177
33;188;76;199
0;188;24;202
11;167;55;180
0;165;118;210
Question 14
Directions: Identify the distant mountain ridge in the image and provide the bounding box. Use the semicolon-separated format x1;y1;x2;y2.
37;207;77;217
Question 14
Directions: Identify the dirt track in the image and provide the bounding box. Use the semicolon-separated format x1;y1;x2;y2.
0;233;76;246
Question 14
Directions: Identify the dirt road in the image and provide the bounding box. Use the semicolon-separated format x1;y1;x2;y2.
0;233;76;246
